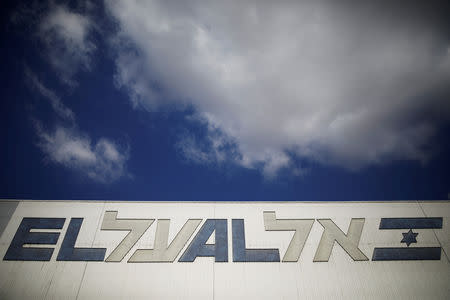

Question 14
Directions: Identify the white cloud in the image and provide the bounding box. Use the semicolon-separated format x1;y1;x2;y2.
35;124;129;183
39;4;95;86
26;67;75;122
30;75;129;183
176;126;237;167
108;1;450;176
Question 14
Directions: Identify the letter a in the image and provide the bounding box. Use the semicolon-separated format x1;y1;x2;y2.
179;219;228;262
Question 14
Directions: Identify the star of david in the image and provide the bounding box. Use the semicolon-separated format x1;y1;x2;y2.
401;229;418;247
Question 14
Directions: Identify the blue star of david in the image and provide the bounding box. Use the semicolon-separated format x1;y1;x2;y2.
401;229;418;247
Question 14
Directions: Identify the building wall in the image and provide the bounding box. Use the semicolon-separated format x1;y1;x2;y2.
0;200;449;299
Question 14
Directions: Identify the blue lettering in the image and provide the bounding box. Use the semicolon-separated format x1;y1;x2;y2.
179;219;228;262
232;219;280;262
4;218;65;261
57;218;106;261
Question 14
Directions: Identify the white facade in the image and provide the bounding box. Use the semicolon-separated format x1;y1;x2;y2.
0;200;449;299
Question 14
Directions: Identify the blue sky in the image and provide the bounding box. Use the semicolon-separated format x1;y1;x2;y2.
1;0;449;201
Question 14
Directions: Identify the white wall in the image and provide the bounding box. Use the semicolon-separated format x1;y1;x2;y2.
0;200;449;299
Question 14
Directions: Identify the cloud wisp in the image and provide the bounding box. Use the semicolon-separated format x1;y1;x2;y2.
34;124;129;183
39;4;96;86
27;71;129;183
107;0;450;176
25;67;76;122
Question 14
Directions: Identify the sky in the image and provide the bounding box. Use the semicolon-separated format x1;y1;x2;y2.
1;0;449;201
